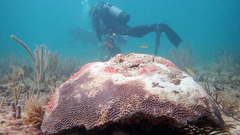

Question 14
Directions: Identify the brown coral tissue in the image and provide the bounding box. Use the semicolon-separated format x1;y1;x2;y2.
22;98;45;129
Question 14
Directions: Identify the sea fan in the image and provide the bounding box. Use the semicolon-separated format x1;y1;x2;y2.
22;98;45;129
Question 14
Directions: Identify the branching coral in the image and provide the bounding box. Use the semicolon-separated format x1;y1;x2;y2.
204;82;240;122
170;41;199;71
12;66;24;81
10;35;84;96
57;53;81;78
12;77;22;107
47;50;59;76
217;51;240;78
11;35;51;98
219;51;237;68
34;45;50;92
22;65;34;81
22;98;44;129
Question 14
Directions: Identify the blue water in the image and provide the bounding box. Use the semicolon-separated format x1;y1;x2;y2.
0;0;239;64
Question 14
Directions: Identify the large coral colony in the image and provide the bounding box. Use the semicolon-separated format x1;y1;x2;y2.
0;35;239;134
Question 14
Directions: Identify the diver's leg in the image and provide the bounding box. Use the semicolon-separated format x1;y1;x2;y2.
128;24;157;37
109;21;157;38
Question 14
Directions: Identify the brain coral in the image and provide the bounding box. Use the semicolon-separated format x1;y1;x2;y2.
41;53;224;134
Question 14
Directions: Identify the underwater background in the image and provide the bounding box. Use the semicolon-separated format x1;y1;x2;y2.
0;0;240;134
0;0;239;64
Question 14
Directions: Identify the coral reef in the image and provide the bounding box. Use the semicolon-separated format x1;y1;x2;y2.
1;35;239;134
193;48;240;134
57;52;80;78
219;51;237;68
22;98;45;129
42;53;224;134
202;81;240;134
170;41;199;71
10;35;83;97
47;50;59;77
0;35;84;134
0;101;43;135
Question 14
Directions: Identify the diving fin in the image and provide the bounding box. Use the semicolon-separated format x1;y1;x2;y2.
159;23;182;48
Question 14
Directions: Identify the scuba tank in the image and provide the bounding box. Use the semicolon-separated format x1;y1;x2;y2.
101;2;130;24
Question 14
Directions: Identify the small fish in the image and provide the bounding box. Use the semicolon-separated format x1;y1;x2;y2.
140;45;148;48
185;67;195;75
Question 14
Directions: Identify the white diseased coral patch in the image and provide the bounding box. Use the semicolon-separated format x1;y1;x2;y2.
155;63;171;72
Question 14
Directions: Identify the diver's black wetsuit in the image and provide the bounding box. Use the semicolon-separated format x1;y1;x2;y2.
92;8;158;61
91;7;182;61
92;9;156;42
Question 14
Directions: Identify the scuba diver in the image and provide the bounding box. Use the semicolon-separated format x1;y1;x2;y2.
90;1;182;61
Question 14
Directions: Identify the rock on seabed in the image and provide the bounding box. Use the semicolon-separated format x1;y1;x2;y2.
41;53;224;134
